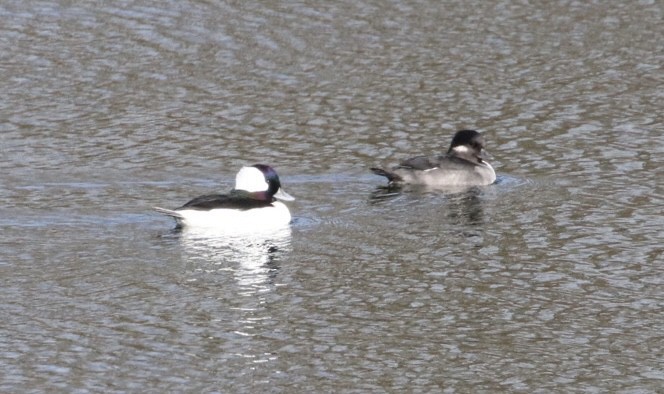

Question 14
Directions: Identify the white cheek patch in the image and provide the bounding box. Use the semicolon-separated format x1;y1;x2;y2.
452;145;471;154
235;166;268;192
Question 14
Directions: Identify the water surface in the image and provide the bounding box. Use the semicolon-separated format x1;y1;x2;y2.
1;0;663;392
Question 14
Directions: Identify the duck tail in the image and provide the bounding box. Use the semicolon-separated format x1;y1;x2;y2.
370;167;402;183
153;206;184;219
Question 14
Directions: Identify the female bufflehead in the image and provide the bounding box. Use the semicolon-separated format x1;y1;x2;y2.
154;164;294;231
371;129;496;187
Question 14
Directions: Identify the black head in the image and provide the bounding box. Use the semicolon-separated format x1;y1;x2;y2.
250;164;295;202
447;130;491;164
252;164;281;197
448;130;485;152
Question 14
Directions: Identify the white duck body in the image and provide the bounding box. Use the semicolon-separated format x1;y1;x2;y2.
154;165;294;232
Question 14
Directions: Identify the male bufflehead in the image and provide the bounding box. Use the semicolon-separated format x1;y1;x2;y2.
154;164;294;231
371;129;496;187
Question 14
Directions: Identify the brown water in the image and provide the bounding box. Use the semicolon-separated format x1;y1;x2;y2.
1;0;663;392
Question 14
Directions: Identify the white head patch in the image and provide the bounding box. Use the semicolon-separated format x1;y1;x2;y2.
235;166;268;192
452;145;471;154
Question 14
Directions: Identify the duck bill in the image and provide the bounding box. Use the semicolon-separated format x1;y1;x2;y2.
480;149;493;160
274;188;295;201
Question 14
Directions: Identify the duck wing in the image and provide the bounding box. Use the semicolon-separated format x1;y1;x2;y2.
180;192;273;211
397;155;439;170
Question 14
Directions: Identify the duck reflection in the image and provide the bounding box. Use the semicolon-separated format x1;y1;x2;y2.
444;188;484;227
370;185;486;227
177;227;292;294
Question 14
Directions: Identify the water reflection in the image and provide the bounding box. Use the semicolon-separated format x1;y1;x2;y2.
158;227;292;376
446;189;484;227
175;227;292;295
370;184;486;227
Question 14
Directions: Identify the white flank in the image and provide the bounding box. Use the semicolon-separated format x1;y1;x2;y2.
174;201;292;232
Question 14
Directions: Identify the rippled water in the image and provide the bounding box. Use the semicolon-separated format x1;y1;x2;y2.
1;0;663;392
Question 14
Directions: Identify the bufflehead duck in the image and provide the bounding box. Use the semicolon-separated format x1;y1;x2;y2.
154;164;294;231
371;129;496;187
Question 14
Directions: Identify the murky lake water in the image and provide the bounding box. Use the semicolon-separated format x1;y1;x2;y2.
1;0;663;392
